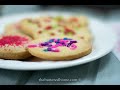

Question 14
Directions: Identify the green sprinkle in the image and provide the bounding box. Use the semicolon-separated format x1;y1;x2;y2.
43;49;48;52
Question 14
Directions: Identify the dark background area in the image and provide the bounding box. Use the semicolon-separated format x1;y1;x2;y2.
39;5;120;13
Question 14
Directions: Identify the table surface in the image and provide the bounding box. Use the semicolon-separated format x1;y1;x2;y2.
0;5;120;85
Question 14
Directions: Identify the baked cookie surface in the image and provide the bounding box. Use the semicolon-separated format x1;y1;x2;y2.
1;15;93;61
19;16;92;41
0;24;32;60
28;36;92;60
0;35;32;59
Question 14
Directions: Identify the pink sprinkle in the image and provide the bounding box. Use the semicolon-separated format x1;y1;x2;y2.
64;41;69;44
60;40;68;44
55;43;63;47
60;39;64;42
39;45;43;48
28;44;37;48
65;40;69;42
38;43;43;48
69;44;77;50
51;45;58;48
54;39;57;42
52;48;60;52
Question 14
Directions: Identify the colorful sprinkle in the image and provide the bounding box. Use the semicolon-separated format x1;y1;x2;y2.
63;38;68;40
28;44;37;48
64;27;75;35
67;43;72;47
28;38;77;52
47;48;52;51
41;42;49;46
45;26;52;30
43;49;48;52
47;44;52;47
55;39;60;43
49;39;54;43
69;44;77;50
0;36;29;47
70;40;77;43
51;45;58;48
52;48;60;52
56;43;63;47
38;43;43;48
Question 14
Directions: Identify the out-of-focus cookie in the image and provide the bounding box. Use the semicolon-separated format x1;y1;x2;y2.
0;35;32;59
4;23;21;34
0;24;32;60
18;16;56;39
19;16;91;40
66;16;88;27
4;23;32;37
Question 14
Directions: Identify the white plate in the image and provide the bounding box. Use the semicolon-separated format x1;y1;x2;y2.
0;11;117;70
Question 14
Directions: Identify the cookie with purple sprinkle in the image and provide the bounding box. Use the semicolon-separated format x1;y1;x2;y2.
27;36;92;60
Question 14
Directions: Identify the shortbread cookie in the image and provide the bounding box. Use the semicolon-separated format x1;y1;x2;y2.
4;23;21;35
18;16;64;39
19;16;91;40
28;37;92;60
0;35;32;59
4;23;32;38
0;24;32;59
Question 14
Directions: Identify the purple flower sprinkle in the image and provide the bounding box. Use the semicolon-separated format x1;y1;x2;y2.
70;40;77;43
47;48;52;51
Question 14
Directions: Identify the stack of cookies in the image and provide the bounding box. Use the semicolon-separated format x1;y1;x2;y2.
0;16;92;60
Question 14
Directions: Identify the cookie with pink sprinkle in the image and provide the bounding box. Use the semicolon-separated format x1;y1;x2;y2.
0;24;32;60
27;36;92;60
18;16;91;40
0;34;32;60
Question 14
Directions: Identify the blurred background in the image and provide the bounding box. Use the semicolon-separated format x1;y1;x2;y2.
0;5;120;20
0;5;119;31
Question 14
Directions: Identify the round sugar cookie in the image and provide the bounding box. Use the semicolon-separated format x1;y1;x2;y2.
0;35;32;60
19;16;90;39
28;36;92;60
